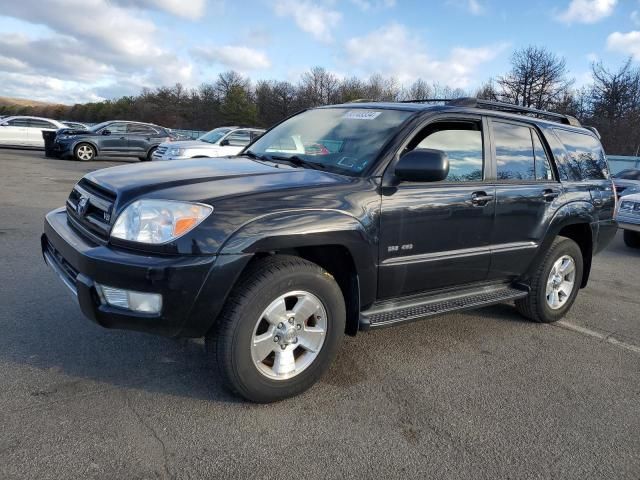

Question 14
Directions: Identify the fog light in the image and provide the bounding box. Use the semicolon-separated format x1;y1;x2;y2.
96;284;162;314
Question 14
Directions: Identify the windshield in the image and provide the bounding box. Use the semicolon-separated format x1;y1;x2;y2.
246;108;413;176
199;127;233;144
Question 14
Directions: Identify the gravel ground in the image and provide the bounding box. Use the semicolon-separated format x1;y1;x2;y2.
0;149;638;480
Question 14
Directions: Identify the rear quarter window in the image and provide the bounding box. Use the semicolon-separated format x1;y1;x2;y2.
553;129;609;181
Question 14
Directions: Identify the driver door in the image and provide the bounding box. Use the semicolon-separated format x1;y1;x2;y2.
98;122;129;153
378;116;495;298
0;118;30;145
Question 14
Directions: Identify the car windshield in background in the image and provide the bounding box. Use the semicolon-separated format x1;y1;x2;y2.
199;128;233;144
246;108;413;176
614;169;640;180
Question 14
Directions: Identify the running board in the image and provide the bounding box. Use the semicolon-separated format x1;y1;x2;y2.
359;284;529;330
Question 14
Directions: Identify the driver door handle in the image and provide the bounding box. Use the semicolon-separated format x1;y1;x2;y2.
471;191;494;206
542;189;560;202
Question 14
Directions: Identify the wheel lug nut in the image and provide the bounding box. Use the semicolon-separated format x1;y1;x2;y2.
280;344;286;350
273;335;280;342
296;324;302;330
293;337;298;344
288;318;294;325
277;322;284;329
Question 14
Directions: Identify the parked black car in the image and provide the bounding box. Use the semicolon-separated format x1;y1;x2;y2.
42;98;616;402
612;168;640;198
51;120;175;161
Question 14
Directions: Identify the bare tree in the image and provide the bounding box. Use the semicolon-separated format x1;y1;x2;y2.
497;46;573;110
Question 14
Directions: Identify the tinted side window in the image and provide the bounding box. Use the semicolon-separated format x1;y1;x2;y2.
532;131;553;180
554;129;608;180
127;124;158;135
493;122;535;180
29;119;57;129
416;125;483;182
103;123;128;134
7;119;30;127
225;131;251;147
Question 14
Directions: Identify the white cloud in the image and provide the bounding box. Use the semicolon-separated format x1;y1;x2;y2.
192;45;271;71
632;10;640;26
112;0;208;20
350;0;396;11
607;31;640;59
0;0;195;102
447;0;485;15
272;0;342;43
344;23;505;88
555;0;617;24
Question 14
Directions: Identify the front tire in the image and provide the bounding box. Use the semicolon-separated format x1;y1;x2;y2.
516;237;583;323
207;255;345;403
623;230;640;248
141;147;156;161
74;143;95;161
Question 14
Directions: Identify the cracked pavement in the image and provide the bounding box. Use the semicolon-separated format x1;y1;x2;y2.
0;149;639;479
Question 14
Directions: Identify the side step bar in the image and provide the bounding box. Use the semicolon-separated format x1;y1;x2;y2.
359;284;529;330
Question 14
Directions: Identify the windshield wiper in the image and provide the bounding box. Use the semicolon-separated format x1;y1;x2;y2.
242;150;269;161
268;155;327;170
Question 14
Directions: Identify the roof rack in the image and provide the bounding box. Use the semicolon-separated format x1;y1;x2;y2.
401;97;581;127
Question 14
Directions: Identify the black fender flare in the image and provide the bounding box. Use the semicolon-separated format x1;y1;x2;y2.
218;209;378;307
527;200;597;287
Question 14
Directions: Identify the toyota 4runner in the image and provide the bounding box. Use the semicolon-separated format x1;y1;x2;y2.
42;98;617;402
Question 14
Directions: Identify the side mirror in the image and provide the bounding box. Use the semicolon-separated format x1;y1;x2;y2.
219;139;230;146
102;129;111;136
395;148;449;182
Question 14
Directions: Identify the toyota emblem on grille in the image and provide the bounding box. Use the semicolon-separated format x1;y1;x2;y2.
76;196;90;216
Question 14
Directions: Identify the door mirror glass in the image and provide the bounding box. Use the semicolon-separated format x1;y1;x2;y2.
396;149;449;182
102;129;111;136
219;138;230;146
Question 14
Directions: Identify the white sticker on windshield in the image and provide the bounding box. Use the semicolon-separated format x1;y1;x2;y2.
343;110;382;120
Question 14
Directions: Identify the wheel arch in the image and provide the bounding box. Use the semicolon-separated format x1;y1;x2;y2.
219;210;379;336
533;201;596;288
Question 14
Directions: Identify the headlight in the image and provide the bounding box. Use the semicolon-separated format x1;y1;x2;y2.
57;135;69;140
168;147;185;156
110;200;213;244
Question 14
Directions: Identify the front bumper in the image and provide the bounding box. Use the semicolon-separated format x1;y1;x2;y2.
618;221;640;233
42;208;251;337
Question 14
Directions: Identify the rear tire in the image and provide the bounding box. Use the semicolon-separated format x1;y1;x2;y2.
623;230;640;248
515;237;583;323
74;143;95;161
206;255;345;403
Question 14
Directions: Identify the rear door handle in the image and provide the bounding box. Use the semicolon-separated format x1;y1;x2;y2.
542;189;560;202
471;191;494;206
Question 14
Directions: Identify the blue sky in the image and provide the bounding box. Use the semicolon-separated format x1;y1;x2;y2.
0;0;638;104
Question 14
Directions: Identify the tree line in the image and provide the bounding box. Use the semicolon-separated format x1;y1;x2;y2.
2;46;639;155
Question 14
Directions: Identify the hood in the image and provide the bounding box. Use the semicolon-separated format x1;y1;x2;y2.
84;157;347;205
57;127;90;136
620;192;640;202
162;139;217;149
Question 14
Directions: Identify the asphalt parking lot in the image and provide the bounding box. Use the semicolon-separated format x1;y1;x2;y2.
0;148;638;480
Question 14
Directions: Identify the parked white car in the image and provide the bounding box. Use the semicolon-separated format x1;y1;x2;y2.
616;192;640;248
0;116;66;148
152;126;265;160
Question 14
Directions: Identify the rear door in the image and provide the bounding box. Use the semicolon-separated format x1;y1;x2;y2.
378;115;495;298
0;118;30;145
127;123;160;155
487;118;561;279
27;119;59;147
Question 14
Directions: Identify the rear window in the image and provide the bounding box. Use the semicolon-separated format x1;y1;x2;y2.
554;129;608;181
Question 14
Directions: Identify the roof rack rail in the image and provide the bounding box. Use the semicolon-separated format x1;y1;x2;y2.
401;97;581;127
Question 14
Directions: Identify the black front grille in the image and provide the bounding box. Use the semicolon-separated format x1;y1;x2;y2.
66;178;116;242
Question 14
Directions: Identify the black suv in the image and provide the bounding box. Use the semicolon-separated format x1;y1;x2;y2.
42;98;617;402
52;120;174;161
